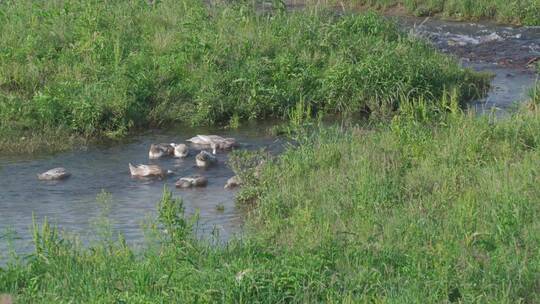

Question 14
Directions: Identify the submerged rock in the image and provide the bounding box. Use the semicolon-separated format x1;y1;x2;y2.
176;175;208;188
37;167;71;181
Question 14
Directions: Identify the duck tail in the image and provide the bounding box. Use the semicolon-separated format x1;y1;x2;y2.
128;163;136;175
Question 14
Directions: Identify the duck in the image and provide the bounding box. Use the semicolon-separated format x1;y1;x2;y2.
170;143;189;158
129;163;170;178
195;151;217;168
37;167;71;181
148;143;174;159
175;175;208;188
187;135;238;153
224;175;242;189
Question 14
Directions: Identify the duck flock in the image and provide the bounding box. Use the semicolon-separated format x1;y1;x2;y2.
37;135;243;189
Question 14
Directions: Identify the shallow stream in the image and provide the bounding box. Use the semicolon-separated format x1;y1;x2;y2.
397;16;539;112
1;13;538;258
0;124;282;257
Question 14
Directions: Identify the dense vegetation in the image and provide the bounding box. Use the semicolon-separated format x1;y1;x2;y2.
2;96;540;302
0;0;487;153
349;0;540;25
2;1;538;303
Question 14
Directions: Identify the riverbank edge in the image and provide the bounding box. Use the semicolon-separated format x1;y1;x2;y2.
338;2;540;26
0;1;490;156
2;100;540;302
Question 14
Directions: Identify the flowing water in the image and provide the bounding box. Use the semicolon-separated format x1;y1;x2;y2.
1;11;539;259
397;16;539;112
0;124;283;258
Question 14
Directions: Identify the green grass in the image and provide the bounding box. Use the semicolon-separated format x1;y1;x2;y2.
0;128;86;155
2;99;539;302
0;0;487;153
341;0;540;25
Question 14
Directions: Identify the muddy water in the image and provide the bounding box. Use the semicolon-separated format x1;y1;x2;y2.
397;16;539;112
0;124;283;258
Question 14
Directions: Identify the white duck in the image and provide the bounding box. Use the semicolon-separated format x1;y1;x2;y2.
170;143;189;158
148;143;174;159
187;135;238;154
37;167;71;181
176;175;208;188
129;163;170;178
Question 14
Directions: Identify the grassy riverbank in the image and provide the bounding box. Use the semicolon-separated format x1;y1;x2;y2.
0;0;487;154
343;0;540;25
2;98;539;302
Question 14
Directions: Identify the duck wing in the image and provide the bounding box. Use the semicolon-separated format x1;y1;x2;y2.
130;163;150;176
38;167;70;180
202;135;225;142
157;143;173;151
188;135;226;145
186;135;208;145
149;165;165;176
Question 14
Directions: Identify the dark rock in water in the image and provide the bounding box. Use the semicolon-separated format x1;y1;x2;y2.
37;167;71;181
176;175;208;188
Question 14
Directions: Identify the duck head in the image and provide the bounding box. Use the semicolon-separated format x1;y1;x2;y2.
195;151;217;168
148;144;163;159
171;143;189;158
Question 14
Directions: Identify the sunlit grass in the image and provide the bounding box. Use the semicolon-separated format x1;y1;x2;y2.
321;0;540;25
1;98;539;302
0;0;488;153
